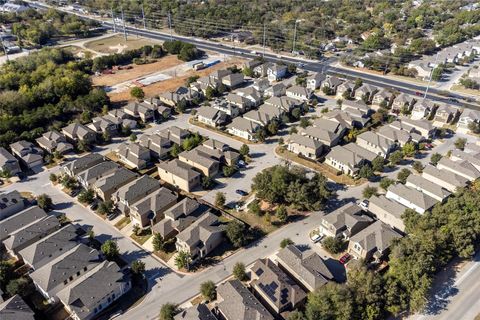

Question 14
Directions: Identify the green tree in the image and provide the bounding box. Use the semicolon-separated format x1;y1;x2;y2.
358;164;374;179
380;177;395;191
239;144;250;157
215;192;226;208
248;199;262;216
102;131;111;143
6;277;30;296
454;138;467;150
130;86;145;100
430;153;442;166
131;260;146;276
152;233;166;251
175;251;192;270
276;204;288;223
101;240;119;261
205;86;216;100
170;144;182;158
243;67;253;77
397;168;411;184
222;165;237;177
362;186;378;199
49;173;58;183
413;161;424;173
288;310;305;320
233;262;247;281
402;142;417;158
78;189;94;204
389;150;404;165
306;283;354;320
202;176;213;189
322;236;345;254
299;118;310;128
431;66;444;81
200;280;216;301
0;261;13;288
37;194;53;211
129;133;137;142
280;238;294;249
371;157;385;172
159;303;177;320
225;221;247;248
97;200;114;215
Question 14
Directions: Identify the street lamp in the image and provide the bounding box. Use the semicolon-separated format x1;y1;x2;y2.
292;19;303;55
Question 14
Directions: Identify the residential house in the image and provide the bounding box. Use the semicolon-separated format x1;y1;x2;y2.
318;203;373;239
411;99;435;120
465;142;480;154
264;96;299;112
347;221;403;261
202;139;228;152
138;133;173;160
408;61;433;80
450;150;480;171
235;87;262;107
287;134;324;160
130;187;177;228
62;123;97;144
276;245;333;292
422;164;469;193
178;148;220;176
306;72;326;90
227;117;261;141
9;140;43;170
433;104;459;126
0;295;35;320
196;106;228;128
325;108;369;129
264;83;287;98
212;99;240;117
216;280;274;320
0;147;21;175
354;84;378;102
396;117;436;138
391;93;416;114
156;104;172;120
250;258;307;314
192;76;219;94
175;304;216;320
158;126;190;145
437;157;480;181
372;88;395;108
266;63;287;82
115;142;151;170
243;59;262;70
91;167;138;202
0;3;29;13
336;80;355;98
377;126;412;147
0;190;25;221
158;159;202;192
322;76;343;93
209;69;232;82
286;85;312;102
298;124;344;147
405;175;451;202
225;93;252;113
386;184;437;214
0;206;46;242
368;195;407;232
35;131;73;154
158;87;199;107
325;143;377;176
124;102;155;122
244;104;282;126
253;78;271;93
222;73;244;88
457;109;480;134
153;197;201;239
57;261;130;320
356;131;396;158
88;116;120;137
175;212;223;261
222;150;241;166
76;161;121;190
112;175;161;215
108;109;128;120
341;100;372;116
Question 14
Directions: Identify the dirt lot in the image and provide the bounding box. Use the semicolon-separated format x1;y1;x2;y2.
107;57;246;103
92;55;183;87
84;34;161;54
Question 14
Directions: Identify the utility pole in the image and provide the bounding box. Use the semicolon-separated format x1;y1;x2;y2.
424;52;439;99
231;34;236;57
384;56;390;75
111;6;116;33
292;20;298;54
121;6;127;41
141;3;146;30
0;37;8;62
168;12;173;40
262;23;266;58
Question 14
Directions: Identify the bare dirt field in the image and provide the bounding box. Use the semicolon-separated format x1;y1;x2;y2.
84;34;161;54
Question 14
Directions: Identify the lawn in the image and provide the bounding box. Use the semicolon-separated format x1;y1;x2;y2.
450;84;480;97
84;34;160;54
114;216;131;230
131;230;153;245
227;209;280;234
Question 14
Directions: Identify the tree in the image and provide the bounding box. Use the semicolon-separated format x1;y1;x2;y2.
362;186;378;199
159;303;177;320
389;150;403;165
97;200;114;215
454;138;467;150
205;86;216;100
215;192;226;208
49;173;58;183
78;189;94;204
397;168;411;184
248;199;262;216
152;233;166;251
0;261;13;288
431;66;444;81
322;236;345;254
372;157;385;172
130;86;145;100
413;161;424;173
37;194;53;211
380;177;395;191
299;118;310;128
430;153;442;166
254;127;267;142
102;131;111;143
101;240;119;261
174;251;192;270
170;144;182;158
77;139;90;152
288;310;305;320
305;283;354;320
223;165;237;177
226;221;247;248
129;133;137;142
276;204;288;223
402;142;417;158
200;280;216;301
243;67;253;77
280;238;294;249
131;260;146;276
176;99;187;113
291;108;302;120
239;144;249;157
358;164;374;179
233;262;247;281
202;176;213;189
6;277;30;296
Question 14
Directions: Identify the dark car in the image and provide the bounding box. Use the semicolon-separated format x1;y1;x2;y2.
236;189;248;196
339;253;352;264
70;189;81;197
90;201;99;211
107;212;119;221
415;91;422;96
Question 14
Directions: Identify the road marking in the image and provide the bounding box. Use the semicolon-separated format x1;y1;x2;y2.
454;259;480;286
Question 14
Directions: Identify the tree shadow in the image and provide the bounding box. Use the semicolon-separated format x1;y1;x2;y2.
53;202;73;210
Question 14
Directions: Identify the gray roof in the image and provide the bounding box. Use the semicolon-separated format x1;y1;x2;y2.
349;221;402;253
56;261;128;320
0;190;24;214
276;245;333;290
93;167;138;195
158;159;202;181
62;122;95;139
356;131;395;154
405;175;451;201
323;203;373;233
131;187;177;219
0;295;35;320
174;304;216;320
312;118;347;134
114;175;161;204
30;244;100;293
422;164;469;189
387;184;437;211
344;143;378;162
3;215;60;252
196;106;224;120
286;85;312;97
176;212;222;247
227;117;260;133
451;150;480;169
138;133;172;156
202;139;228;151
438;157;480;180
369;195;409;220
377;126;411;145
77;161;121;185
164;197;200;220
299;126;339;145
158;126;190;145
63;153;104;176
264;96;297;111
0;147;18;165
217;279;274;320
0;206;46;241
288;133;323;150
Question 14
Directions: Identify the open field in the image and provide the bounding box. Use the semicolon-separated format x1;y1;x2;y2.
84;34;162;54
451;84;480;97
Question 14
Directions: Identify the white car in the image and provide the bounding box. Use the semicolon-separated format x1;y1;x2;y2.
359;199;369;211
310;233;324;243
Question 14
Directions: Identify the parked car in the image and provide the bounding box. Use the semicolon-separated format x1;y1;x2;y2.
310;233;324;243
70;189;81;197
90;200;99;211
107;211;119;221
359;199;369;211
339;253;352;264
237;160;246;168
236;189;248;196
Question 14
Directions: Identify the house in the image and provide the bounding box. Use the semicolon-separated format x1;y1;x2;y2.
253;78;270;93
156;104;172;120
298;122;345;147
0;206;46;243
408;61;433;80
267;63;288;82
244;105;282;126
341;100;371;116
306;72;326;90
222;73;244;88
178;148;220;177
368;195;407;232
377;126;412;147
450;150;480;171
222;150;241;166
9;140;43;170
465;142;480;154
227;117;261;141
212;99;240;117
192;76;219;94
235;87;262;107
437;157;480;181
347;221;403;261
286;85;312;102
287;134;324;160
153;197;201;239
318;203;373;239
225;93;252;112
405;175;451;202
158;87;199;107
158;159;202;192
124;102;155;122
264;96;299;112
391;93;416;114
62;153;104;177
457;109;480;134
323;76;343;93
175;304;216;320
130;187;177;228
3;215;61;256
107;109;128;119
112;175;161;215
397;117;436;138
216;280;274;320
89;115;121;135
276;245;333;292
356;131;396;158
325;143;377;176
0;147;21;175
0;190;25;221
0;295;35;320
35;130;73;154
324;109;368;129
158;126;190;145
210;69;232;82
354;84;378;102
433;104;459;126
115;142;151;170
411;99;435;120
92;167;138;202
57;261;130;320
372;88;395;107
202;139;228;152
386;184;437;214
312;117;350;140
336;80;355;98
250;258;307;314
264;83;287;98
243;59;262;70
422;165;469;193
138;133;173;160
76;161;121;190
175;212;223;261
62;123;97;144
18;224;80;270
196;106;228;128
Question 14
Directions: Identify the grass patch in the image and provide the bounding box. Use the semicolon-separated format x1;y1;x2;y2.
450;84;480;97
131;229;153;245
190;295;203;306
227;209;280;234
84;35;159;54
153;239;176;262
114;216;131;230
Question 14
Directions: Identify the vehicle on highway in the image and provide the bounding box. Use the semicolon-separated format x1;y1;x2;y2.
415;91;422;96
250;50;257;55
236;189;248;196
339;253;352;264
297;62;305;68
359;199;369;211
